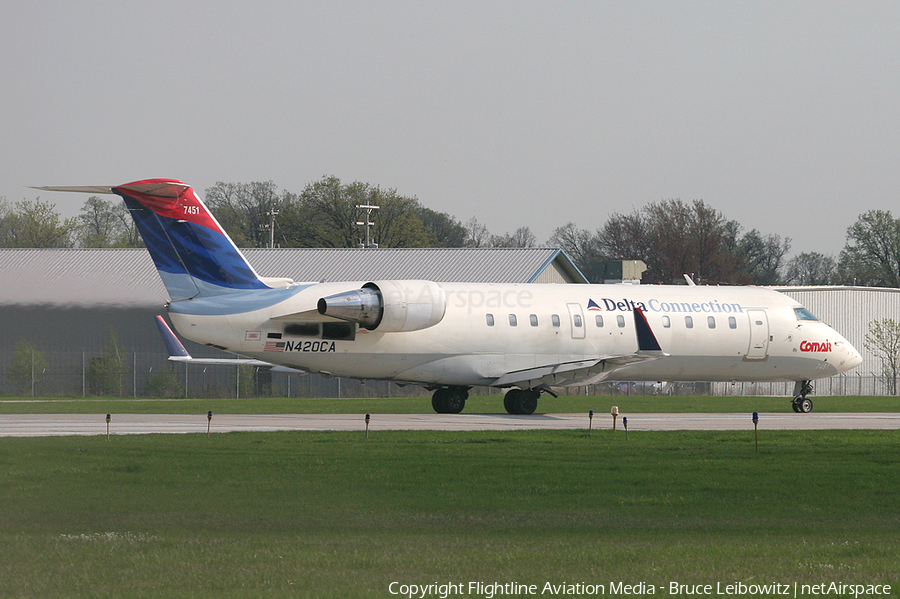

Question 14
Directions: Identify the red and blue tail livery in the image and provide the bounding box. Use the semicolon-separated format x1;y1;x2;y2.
35;179;271;300
112;179;269;300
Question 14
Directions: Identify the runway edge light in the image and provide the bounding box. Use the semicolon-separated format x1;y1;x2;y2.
752;412;759;453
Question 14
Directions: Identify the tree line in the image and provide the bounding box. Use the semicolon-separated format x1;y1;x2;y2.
2;176;898;286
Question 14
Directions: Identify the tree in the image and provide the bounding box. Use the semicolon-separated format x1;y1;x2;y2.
464;217;492;248
7;340;47;396
865;318;900;395
204;181;281;247
277;177;432;248
368;188;430;248
0;198;77;248
548;222;605;282
490;226;537;248
840;210;900;287
593;200;746;285
736;229;791;285
87;333;128;396
77;196;142;247
416;206;468;247
784;252;838;286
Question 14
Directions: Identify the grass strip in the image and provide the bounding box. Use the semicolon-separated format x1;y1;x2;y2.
0;429;896;597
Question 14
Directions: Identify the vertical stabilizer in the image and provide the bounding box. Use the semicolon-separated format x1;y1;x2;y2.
112;179;269;300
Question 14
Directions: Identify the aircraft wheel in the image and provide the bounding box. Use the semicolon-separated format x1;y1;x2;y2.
504;389;523;414
432;389;450;413
791;400;801;413
519;390;539;415
503;390;520;414
503;389;539;415
443;388;467;414
798;397;813;413
432;387;467;414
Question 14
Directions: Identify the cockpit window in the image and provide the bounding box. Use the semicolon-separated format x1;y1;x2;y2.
794;307;819;322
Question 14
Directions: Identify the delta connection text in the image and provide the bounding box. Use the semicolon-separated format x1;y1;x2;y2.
387;580;892;598
592;297;745;314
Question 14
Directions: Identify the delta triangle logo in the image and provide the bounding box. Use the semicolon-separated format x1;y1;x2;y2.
587;299;602;311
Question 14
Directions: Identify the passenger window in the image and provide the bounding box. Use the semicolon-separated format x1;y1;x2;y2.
708;316;716;329
662;316;671;328
616;315;625;328
729;316;737;329
685;316;694;329
530;314;538;327
573;314;583;328
486;314;494;326
595;314;604;327
552;314;560;327
509;314;517;327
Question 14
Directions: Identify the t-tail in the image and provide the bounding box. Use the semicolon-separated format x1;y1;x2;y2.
36;179;287;300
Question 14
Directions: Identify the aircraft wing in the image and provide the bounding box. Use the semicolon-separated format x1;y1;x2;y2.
154;316;305;374
491;309;668;388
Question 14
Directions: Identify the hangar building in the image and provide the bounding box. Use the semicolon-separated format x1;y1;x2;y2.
1;247;896;398
0;247;585;397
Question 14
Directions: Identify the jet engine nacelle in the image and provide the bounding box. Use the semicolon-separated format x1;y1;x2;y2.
317;280;447;332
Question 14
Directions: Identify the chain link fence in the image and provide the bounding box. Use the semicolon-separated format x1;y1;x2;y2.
0;350;892;399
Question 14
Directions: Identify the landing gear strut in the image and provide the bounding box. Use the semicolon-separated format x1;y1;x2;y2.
431;386;469;414
503;388;541;415
791;380;814;413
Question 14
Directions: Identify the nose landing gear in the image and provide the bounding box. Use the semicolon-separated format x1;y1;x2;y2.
791;380;814;413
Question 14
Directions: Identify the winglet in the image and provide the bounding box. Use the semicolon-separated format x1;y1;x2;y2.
155;315;191;359
633;308;663;352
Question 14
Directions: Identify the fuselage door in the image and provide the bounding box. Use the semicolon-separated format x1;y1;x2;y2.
746;309;769;359
567;303;586;340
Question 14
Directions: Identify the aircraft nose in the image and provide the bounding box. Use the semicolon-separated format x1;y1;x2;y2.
840;340;863;371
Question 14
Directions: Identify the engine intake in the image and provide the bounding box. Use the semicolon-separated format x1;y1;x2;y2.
317;280;447;332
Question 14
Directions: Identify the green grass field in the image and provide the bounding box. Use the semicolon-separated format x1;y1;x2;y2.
1;393;899;415
0;428;897;598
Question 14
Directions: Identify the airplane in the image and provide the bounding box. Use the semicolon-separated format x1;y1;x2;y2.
37;179;863;414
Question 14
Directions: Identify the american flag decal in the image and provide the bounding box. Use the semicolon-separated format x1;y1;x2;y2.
264;341;285;352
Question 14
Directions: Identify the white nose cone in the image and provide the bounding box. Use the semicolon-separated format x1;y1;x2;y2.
832;336;863;374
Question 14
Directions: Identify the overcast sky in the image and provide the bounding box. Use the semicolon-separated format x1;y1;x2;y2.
3;1;899;256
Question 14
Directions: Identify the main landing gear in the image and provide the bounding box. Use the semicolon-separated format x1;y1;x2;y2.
431;386;469;414
503;388;541;415
791;380;814;413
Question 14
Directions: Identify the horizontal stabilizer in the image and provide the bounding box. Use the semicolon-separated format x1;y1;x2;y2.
154;316;305;374
155;315;190;358
31;185;115;194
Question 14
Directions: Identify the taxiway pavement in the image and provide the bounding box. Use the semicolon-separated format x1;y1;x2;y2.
0;412;898;437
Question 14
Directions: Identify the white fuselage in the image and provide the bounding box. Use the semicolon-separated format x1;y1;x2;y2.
167;282;861;389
